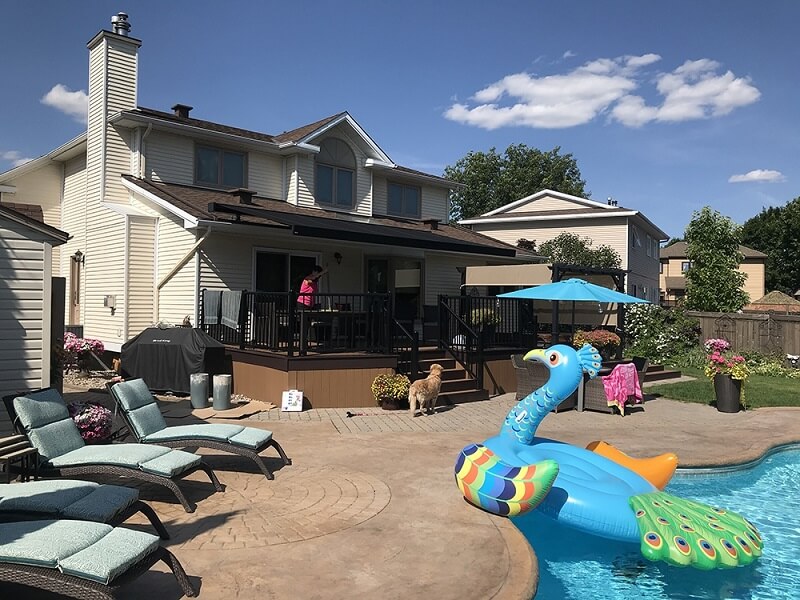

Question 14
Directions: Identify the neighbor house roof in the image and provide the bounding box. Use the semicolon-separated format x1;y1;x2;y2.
660;241;767;259
0;203;69;245
744;290;800;313
122;176;521;258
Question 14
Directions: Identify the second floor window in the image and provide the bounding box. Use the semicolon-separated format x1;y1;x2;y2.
681;261;691;273
387;182;421;218
316;138;355;209
195;145;245;188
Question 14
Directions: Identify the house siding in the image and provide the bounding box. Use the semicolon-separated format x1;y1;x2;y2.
127;216;157;336
423;253;483;304
248;152;283;199
626;222;661;298
146;131;194;184
154;212;197;326
506;194;587;213
372;174;449;222
295;154;315;207
60;155;88;325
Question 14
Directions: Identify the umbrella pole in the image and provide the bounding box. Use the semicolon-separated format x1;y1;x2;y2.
551;301;559;345
572;300;576;344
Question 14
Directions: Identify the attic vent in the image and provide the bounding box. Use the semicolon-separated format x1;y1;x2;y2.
230;188;256;205
423;218;440;231
606;197;618;207
111;13;131;36
171;104;193;119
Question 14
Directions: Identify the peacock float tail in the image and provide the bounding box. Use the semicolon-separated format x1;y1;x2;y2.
630;491;763;569
454;444;559;517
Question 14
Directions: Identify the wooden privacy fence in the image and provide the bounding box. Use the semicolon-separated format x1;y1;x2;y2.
688;311;800;355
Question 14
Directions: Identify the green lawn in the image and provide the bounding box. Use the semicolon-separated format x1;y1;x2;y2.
647;367;800;409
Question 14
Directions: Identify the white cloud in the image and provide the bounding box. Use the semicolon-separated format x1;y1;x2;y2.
728;169;785;183
445;54;759;130
1;150;33;167
41;84;88;124
562;50;576;59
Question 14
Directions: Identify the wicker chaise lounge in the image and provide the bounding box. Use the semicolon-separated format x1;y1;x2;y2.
0;519;195;598
109;379;291;480
511;354;577;412
3;389;224;513
0;479;169;539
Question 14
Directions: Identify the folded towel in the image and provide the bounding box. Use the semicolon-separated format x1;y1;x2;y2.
203;290;221;325
601;363;642;415
221;290;243;330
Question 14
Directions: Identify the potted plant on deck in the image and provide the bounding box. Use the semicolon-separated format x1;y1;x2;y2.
371;373;411;410
703;338;748;413
470;307;502;345
573;329;621;361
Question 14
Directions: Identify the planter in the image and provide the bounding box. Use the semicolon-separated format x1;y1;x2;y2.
379;398;408;411
713;374;742;413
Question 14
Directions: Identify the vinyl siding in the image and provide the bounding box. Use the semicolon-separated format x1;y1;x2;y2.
249;152;283;199
0;217;50;412
286;156;298;205
60;155;88;325
626;222;661;298
146;131;194;184
740;260;765;302
103;39;138;205
295;154;315;207
373;174;449;222
127;216;157;336
155;211;197;325
506;194;588;213
423;253;484;304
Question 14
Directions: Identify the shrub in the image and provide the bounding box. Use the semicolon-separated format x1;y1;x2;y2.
573;329;620;349
68;402;113;443
470;307;501;328
625;304;700;363
371;373;411;404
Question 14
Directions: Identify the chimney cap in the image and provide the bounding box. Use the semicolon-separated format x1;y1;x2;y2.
111;12;131;36
171;104;194;119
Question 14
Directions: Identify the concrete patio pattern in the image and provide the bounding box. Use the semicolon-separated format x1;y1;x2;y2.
9;384;800;599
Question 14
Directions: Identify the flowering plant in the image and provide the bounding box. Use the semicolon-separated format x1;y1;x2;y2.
67;402;113;443
572;329;620;349
703;338;731;354
63;333;105;372
470;307;502;328
371;373;411;404
704;348;749;381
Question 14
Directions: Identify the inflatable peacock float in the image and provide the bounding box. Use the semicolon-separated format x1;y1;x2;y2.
454;344;763;570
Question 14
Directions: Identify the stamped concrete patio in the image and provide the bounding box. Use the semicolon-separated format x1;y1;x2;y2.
11;385;800;599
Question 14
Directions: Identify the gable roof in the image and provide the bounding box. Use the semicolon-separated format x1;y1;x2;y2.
482;189;618;216
122;176;521;258
660;241;767;259
0;203;69;245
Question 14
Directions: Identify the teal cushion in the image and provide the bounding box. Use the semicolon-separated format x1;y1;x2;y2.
0;520;109;568
144;423;244;443
60;485;139;522
59;526;159;584
139;449;201;477
0;480;101;514
229;427;273;450
111;379;155;411
49;444;172;470
126;403;167;439
13;391;85;462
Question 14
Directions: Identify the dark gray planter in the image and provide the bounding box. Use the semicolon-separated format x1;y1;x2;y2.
714;374;742;413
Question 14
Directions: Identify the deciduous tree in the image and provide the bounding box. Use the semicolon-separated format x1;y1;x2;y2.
741;197;800;294
536;232;621;269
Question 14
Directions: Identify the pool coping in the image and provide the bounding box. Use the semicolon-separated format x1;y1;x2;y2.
676;441;800;475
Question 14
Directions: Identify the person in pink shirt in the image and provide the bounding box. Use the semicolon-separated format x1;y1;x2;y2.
297;265;328;309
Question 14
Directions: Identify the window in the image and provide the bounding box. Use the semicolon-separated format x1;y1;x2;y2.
659;261;663;274
681;261;691;273
195;145;246;188
315;138;355;209
646;234;652;257
653;238;660;258
387;182;421;218
631;226;641;248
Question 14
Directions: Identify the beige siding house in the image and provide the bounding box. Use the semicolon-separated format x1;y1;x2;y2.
659;241;766;304
0;203;69;432
0;14;526;354
460;189;668;299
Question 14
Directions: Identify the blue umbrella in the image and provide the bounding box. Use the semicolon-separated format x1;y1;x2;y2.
497;278;650;304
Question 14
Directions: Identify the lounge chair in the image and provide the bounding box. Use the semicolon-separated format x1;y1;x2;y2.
109;379;291;480
0;479;169;539
581;357;648;414
0;519;195;598
511;354;576;412
2;389;224;513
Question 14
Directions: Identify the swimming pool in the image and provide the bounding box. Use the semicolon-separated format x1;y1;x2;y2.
513;445;799;599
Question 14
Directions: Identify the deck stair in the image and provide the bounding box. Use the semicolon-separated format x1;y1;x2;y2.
643;364;683;382
415;347;489;404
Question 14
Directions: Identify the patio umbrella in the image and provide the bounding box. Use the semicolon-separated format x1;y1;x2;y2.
498;278;649;345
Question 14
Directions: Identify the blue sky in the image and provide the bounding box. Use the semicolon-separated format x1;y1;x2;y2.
2;1;798;238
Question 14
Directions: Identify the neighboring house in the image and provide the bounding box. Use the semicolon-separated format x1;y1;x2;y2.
459;189;668;300
0;202;69;431
0;14;526;355
659;241;766;305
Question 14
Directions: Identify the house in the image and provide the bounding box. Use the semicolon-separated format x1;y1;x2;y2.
659;241;766;305
0;202;69;432
0;13;529;407
459;189;668;301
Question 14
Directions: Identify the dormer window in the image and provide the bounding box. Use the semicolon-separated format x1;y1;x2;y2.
195;145;246;188
387;182;421;218
315;138;355;209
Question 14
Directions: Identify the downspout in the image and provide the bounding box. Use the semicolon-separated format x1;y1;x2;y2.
157;228;212;291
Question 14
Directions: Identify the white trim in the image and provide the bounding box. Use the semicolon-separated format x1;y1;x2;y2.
153;218;160;321
0;134;86;181
42;244;53;388
482;189;615;216
99;37;108;204
123;215;130;343
120;177;198;226
194;230;200;327
460;211;638;225
294;113;393;165
103;201;150;217
364;158;396;169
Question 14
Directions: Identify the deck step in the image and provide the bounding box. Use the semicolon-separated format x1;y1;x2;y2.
644;368;682;382
439;378;479;393
438;388;490;405
418;357;456;371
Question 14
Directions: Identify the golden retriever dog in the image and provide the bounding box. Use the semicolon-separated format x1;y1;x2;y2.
409;364;444;416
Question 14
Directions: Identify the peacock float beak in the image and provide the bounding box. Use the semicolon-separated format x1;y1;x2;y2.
523;348;547;363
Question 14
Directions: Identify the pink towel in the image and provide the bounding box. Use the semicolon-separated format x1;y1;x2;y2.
601;363;643;415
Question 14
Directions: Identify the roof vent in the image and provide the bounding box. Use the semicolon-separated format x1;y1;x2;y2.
606;197;618;207
230;188;256;205
111;13;131;36
423;218;440;231
171;104;193;119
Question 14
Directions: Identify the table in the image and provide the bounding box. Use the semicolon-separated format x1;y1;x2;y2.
0;435;39;483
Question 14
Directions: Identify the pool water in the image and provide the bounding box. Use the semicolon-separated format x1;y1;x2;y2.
513;447;800;599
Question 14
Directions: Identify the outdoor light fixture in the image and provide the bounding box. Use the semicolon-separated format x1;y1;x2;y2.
334;252;343;265
72;250;85;264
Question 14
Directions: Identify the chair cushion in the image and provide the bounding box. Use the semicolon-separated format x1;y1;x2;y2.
139;450;202;477
0;520;159;585
13;390;85;462
144;423;272;450
111;379;168;439
126;403;168;439
229;427;273;450
60;485;139;522
49;444;201;478
0;480;102;515
111;379;155;411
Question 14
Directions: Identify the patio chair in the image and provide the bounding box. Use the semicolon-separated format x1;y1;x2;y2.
109;378;291;480
2;389;224;514
582;359;648;415
0;519;195;598
0;479;169;540
510;354;576;412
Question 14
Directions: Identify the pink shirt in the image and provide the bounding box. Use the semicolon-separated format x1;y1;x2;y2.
297;278;317;307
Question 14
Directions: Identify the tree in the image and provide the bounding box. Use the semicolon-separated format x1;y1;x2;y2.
536;232;621;269
664;237;684;247
684;207;749;312
444;144;587;220
742;197;800;294
516;238;537;253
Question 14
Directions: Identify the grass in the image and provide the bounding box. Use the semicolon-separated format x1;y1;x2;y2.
647;367;800;409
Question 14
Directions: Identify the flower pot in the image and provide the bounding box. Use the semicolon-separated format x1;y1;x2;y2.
713;374;741;413
599;346;617;362
379;398;407;411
